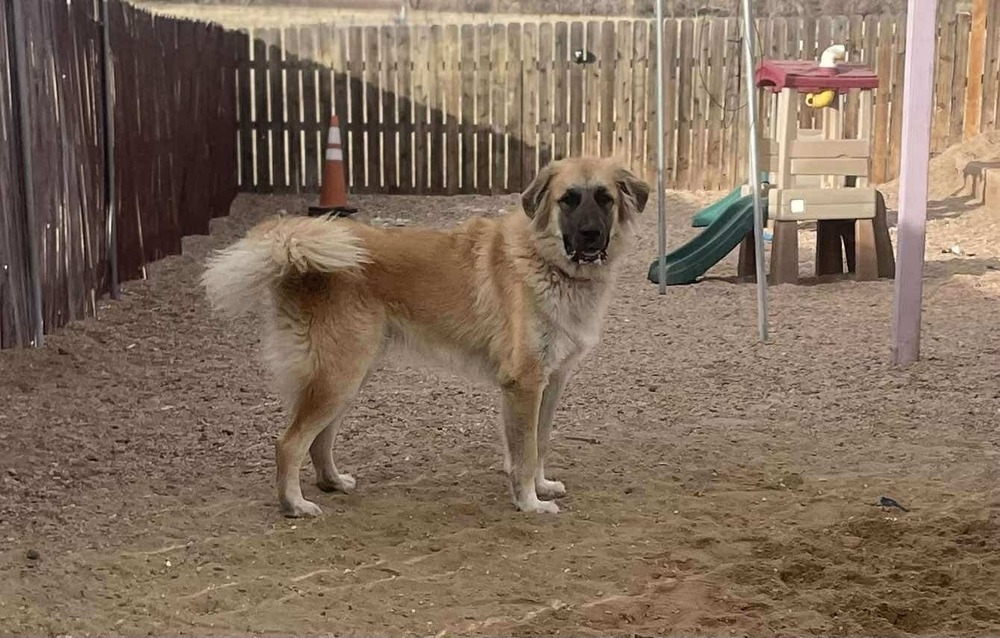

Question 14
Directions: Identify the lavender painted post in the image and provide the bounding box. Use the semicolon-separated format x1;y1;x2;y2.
891;0;938;365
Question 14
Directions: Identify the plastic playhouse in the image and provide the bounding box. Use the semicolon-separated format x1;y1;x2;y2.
648;45;896;286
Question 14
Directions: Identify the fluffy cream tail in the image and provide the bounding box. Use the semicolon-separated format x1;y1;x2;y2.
201;215;370;317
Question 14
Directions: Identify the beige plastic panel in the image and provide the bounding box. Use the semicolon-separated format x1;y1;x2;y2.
768;187;877;222
790;157;870;177
789;139;870;159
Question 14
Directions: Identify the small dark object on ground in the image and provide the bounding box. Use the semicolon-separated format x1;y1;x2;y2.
26;549;39;560
876;496;910;512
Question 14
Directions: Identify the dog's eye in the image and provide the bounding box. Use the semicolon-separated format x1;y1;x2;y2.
558;190;581;208
594;189;614;206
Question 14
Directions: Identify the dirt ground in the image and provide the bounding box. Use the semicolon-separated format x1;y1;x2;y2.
2;156;1000;637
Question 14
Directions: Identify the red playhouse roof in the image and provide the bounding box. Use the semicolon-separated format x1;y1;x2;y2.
755;60;879;92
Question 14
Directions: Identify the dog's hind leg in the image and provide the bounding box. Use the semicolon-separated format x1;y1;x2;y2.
535;370;568;498
309;371;372;493
276;378;364;518
275;310;382;518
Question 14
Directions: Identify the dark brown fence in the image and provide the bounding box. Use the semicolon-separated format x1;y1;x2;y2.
0;2;31;348
10;0;109;350
0;0;243;349
109;2;242;280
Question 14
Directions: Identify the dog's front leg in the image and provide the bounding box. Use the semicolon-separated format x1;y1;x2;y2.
501;381;558;514
536;370;568;498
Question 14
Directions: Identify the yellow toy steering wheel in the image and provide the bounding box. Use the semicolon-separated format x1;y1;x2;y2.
805;88;837;109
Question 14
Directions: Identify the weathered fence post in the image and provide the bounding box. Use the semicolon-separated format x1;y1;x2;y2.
964;0;987;140
100;0;120;300
8;0;45;347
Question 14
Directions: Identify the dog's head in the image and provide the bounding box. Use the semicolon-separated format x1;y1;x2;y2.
521;157;649;272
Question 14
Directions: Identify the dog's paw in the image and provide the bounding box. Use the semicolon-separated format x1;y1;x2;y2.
317;472;356;493
516;497;560;514
535;478;566;498
281;499;323;518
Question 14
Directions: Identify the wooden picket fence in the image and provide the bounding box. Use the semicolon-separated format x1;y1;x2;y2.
235;1;1000;195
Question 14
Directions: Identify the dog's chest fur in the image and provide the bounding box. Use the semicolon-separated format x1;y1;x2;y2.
532;269;613;372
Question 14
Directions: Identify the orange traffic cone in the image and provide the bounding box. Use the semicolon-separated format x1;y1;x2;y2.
309;115;357;217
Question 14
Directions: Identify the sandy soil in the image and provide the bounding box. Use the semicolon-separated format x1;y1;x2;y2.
2;156;1000;636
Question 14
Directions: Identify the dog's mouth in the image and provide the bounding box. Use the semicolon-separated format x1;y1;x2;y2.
572;249;607;264
564;238;608;265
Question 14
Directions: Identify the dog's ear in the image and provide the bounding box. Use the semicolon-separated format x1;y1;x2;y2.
521;163;557;219
616;166;650;215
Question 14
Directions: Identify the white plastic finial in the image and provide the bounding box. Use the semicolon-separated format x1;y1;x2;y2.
820;44;847;68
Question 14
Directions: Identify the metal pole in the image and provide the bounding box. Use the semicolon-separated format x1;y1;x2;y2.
891;0;938;365
9;0;45;347
739;0;769;342
100;0;120;300
655;0;667;294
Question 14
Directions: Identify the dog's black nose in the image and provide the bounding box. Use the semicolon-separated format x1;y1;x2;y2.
580;229;602;247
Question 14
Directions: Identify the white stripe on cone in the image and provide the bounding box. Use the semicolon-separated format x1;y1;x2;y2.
325;148;344;161
327;127;342;145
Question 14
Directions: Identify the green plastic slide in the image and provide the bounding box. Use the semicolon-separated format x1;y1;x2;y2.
690;186;743;227
647;194;765;286
691;173;770;227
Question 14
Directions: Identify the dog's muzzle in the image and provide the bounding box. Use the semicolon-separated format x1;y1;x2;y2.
563;235;608;264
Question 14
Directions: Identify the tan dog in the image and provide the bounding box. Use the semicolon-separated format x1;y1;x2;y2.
202;156;649;517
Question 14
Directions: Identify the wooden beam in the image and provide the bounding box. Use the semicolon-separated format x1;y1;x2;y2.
891;0;938;365
964;0;988;139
